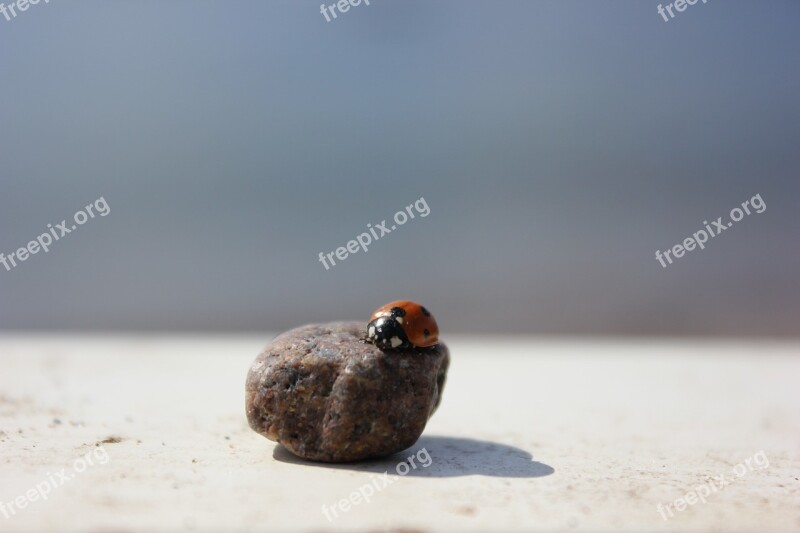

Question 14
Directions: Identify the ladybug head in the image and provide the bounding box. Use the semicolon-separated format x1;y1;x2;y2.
367;315;410;350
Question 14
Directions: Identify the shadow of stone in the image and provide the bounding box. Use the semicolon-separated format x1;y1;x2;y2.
272;435;554;479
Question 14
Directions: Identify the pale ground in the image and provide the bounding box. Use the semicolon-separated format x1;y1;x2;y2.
0;334;798;532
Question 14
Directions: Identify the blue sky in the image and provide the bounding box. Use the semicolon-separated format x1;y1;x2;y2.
1;0;798;335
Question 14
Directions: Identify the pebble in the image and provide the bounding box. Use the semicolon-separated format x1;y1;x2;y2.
245;322;449;462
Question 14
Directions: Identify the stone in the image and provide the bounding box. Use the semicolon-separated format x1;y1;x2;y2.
245;321;449;462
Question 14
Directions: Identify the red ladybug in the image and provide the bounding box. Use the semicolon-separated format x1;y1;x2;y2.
367;300;439;350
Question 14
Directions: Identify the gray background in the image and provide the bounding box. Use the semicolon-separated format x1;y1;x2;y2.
1;0;798;336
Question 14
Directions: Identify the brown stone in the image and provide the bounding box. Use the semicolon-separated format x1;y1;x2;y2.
245;321;449;462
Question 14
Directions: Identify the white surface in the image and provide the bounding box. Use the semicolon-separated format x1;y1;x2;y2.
0;335;798;532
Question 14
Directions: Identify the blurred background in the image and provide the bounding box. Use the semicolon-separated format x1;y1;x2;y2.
1;0;798;336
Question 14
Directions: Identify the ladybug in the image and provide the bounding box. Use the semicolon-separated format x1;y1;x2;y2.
367;300;439;350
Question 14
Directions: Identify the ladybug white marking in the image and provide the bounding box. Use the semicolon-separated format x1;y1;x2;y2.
390;336;402;348
368;326;375;338
396;317;403;324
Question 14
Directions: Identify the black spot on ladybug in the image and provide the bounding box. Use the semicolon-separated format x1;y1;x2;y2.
420;306;431;316
391;307;406;317
424;329;430;337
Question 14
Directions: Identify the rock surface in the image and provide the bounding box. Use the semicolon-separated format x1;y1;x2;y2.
245;321;449;462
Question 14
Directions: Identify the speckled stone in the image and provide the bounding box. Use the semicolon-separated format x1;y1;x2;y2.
245;321;449;462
